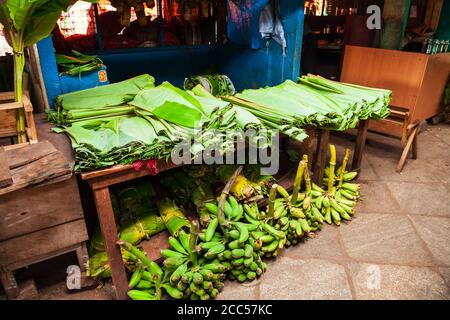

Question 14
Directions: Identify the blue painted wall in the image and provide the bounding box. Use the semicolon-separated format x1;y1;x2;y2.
219;0;304;90
38;1;305;106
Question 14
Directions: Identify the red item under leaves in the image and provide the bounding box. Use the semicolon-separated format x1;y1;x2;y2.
146;159;159;176
133;159;159;175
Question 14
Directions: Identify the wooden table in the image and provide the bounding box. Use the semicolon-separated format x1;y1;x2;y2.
306;120;369;185
80;160;182;300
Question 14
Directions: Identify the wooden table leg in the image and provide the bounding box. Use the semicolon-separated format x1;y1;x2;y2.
76;242;89;272
313;129;330;185
93;187;129;300
352;119;369;171
396;126;418;173
0;270;20;299
305;128;316;171
412;131;418;160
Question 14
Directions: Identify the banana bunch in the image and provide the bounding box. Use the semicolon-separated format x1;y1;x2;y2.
242;196;288;258
117;240;164;300
309;146;360;226
160;222;228;300
197;194;269;281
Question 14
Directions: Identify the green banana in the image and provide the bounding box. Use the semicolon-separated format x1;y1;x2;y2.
178;230;191;253
136;280;152;289
231;248;245;259
262;223;286;239
223;200;233;218
161;249;186;259
228;229;240;239
168;237;188;255
163;256;186;269
162;284;184;299
262;240;279;252
236;223;249;243
205;218;219;242
128;265;144;289
127;289;158;300
170;263;188;284
205;243;226;259
205;202;219;215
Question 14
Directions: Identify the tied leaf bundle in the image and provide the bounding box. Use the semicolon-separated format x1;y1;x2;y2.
184;74;236;97
55;50;103;76
231;74;391;132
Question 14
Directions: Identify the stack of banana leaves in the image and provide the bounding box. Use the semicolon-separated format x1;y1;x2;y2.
55;50;104;76
229;74;391;131
50;75;284;172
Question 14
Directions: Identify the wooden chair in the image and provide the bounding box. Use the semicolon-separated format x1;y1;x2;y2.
369;106;419;172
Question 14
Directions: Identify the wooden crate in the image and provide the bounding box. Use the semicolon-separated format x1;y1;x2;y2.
0;91;38;143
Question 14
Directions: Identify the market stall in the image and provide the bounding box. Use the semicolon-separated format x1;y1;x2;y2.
1;0;392;301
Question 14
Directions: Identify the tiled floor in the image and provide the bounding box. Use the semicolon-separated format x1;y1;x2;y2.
10;124;450;300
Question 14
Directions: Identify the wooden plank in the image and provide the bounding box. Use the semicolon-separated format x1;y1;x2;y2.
0;109;17;138
6;243;81;271
425;0;444;30
4;140;56;169
93;187;129;300
0;151;72;196
341;45;428;112
0;102;21;111
0;148;13;188
351;119;369;171
88;161;182;190
0;177;84;241
34;113;76;165
11;279;39;300
0;219;88;268
396;126;418;172
412;53;450;123
0;270;20;299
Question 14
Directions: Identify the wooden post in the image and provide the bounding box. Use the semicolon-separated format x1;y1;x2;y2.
352;119;369;171
92;187;129;300
313;129;330;185
380;0;411;50
0;270;20;299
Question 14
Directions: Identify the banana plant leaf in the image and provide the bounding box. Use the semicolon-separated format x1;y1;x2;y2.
131;81;208;128
55;74;154;111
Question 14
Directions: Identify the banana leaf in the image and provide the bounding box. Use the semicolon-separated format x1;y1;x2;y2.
158;199;190;236
130;81;207;128
55;74;155;111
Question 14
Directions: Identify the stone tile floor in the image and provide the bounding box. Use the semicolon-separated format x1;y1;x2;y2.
7;124;450;300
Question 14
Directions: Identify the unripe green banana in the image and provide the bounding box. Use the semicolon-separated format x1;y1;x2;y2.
205;202;219;215
205;218;219;242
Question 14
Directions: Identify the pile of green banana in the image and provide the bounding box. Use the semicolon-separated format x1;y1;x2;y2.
159;222;227;300
197;194;268;282
308;146;361;226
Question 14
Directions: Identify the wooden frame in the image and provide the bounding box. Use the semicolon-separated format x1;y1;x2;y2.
80;161;182;300
0;91;38;143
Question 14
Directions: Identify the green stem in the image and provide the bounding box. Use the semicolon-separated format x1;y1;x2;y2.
304;166;312;194
327;144;336;196
267;184;277;218
13;48;27;143
290;159;306;205
189;221;199;266
338;148;350;188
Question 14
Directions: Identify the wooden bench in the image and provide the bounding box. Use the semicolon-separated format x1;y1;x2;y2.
368;106;419;172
